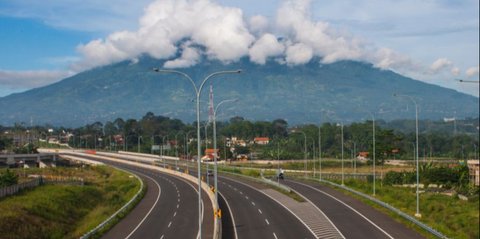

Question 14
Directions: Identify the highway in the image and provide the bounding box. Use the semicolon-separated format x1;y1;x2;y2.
65;153;214;239
217;175;315;239
61;151;426;239
283;179;425;239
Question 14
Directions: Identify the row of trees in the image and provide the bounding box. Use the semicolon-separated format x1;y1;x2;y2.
1;113;478;163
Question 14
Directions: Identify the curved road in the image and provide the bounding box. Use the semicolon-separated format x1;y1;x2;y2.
217;175;315;239
283;179;424;239
66;153;214;239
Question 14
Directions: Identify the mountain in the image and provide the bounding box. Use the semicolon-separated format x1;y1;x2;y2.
0;56;478;127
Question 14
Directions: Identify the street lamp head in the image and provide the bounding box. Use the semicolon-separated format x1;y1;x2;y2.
153;68;160;72
236;69;242;73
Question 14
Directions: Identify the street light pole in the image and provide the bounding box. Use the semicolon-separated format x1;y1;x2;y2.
340;123;344;185
213;98;237;206
368;112;376;196
137;136;142;153
186;130;195;173
153;68;241;238
394;93;421;218
291;130;307;177
318;124;322;180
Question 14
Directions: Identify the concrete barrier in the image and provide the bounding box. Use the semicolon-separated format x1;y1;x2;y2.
59;150;220;239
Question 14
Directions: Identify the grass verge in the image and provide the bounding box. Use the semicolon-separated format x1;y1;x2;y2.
305;177;478;239
219;166;306;202
0;166;143;239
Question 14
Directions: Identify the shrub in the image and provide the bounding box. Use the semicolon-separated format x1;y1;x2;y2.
384;171;403;185
0;169;19;187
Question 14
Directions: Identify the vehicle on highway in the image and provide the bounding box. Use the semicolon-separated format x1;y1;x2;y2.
277;168;284;180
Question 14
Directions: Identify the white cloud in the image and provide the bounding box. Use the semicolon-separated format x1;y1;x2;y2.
249;34;284;64
19;0;470;98
275;0;367;64
466;66;479;77
249;15;270;35
371;47;416;70
164;43;201;68
0;70;72;89
285;43;313;65
75;0;254;70
430;58;453;73
451;67;460;76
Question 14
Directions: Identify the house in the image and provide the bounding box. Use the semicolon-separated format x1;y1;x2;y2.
236;154;249;161
254;137;270;145
203;148;219;162
226;137;247;147
357;151;369;161
467;160;479;186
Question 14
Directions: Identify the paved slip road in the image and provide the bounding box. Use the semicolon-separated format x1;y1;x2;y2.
283;179;425;239
69;154;214;239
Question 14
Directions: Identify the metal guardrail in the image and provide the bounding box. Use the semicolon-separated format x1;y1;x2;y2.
79;167;144;239
220;165;448;239
315;178;449;239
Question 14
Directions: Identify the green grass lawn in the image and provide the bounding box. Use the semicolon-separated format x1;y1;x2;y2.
327;178;479;239
0;166;142;239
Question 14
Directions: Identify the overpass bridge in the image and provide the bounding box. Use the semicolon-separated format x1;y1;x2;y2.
0;153;57;167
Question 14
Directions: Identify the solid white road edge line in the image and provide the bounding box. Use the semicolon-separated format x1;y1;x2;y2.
289;180;394;239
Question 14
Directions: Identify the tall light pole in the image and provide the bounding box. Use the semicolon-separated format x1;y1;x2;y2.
175;131;184;170
277;137;281;184
174;131;184;158
291;130;307;177
162;135;169;168
204;121;210;185
137;136;142;153
153;68;241;238
186;130;195;172
213;98;237;206
338;123;345;185
368;112;376;196
394;93;421;218
318;123;322;180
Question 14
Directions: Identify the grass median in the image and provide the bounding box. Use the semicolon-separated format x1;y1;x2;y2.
0;166;143;239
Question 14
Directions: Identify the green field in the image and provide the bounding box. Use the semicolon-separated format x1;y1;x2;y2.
0;166;143;239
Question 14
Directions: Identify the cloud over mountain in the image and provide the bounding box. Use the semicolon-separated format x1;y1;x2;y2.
66;0;478;97
74;0;422;73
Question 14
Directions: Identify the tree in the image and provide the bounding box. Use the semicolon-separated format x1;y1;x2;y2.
0;169;19;187
369;129;396;165
272;119;288;137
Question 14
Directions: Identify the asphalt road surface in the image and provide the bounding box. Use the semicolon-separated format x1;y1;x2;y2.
283;179;425;239
217;175;315;239
69;154;214;239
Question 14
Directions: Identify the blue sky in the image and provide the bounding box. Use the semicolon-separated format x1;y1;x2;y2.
0;0;478;97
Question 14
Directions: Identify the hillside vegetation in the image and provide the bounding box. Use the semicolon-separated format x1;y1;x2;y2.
0;166;142;239
0;57;477;126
